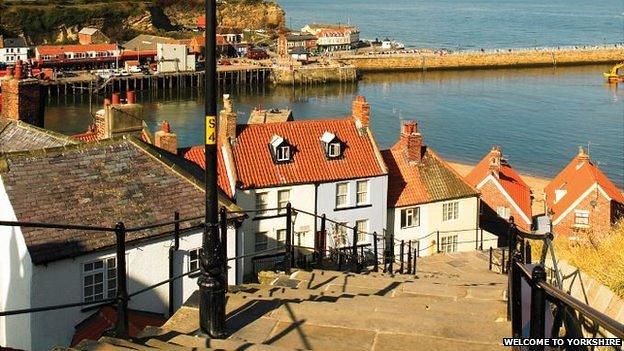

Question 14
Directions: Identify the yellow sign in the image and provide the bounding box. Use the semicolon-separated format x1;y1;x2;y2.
205;115;216;145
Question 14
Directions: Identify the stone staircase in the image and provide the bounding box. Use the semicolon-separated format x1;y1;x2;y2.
69;251;510;351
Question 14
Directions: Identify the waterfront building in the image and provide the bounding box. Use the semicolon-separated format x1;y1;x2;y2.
121;34;177;63
544;147;624;237
466;146;533;238
78;27;110;45
156;43;195;73
301;23;359;51
277;32;318;57
0;136;243;351
382;121;486;256
182;95;388;279
34;43;121;69
0;37;29;65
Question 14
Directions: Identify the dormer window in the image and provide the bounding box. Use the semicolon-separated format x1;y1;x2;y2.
270;134;291;163
320;131;343;159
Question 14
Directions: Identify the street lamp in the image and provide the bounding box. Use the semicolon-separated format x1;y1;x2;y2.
198;0;226;338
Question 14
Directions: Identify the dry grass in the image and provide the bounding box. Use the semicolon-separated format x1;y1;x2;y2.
553;221;624;298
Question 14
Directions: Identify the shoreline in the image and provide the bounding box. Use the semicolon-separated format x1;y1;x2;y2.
447;160;549;216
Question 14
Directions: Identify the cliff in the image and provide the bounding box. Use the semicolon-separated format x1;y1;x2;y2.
0;0;285;45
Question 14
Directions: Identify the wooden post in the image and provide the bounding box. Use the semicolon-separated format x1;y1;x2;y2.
373;232;378;272
399;240;404;274
284;203;292;274
406;240;412;274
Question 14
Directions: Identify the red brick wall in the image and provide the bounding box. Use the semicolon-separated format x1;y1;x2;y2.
1;78;45;127
479;179;532;231
554;189;612;237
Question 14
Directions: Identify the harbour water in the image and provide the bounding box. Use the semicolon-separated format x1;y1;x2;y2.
277;0;624;49
45;65;624;187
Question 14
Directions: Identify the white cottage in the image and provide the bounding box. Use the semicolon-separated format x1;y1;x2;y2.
382;121;485;257
182;95;388;279
0;136;243;351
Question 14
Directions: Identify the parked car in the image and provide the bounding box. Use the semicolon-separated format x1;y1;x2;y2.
128;66;141;74
119;69;130;77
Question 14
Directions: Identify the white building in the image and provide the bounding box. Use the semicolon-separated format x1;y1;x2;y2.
381;121;490;257
301;23;360;51
182;95;388;279
0;136;243;351
156;43;195;73
0;37;28;64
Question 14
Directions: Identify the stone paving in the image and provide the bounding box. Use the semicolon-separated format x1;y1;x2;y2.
73;251;510;351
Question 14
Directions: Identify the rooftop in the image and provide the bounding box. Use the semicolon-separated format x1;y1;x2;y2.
2;37;27;48
36;43;118;55
0;118;78;153
78;27;100;36
247;108;294;124
0;136;241;265
122;34;176;51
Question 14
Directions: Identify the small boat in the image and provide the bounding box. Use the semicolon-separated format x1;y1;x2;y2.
380;38;405;50
603;62;624;83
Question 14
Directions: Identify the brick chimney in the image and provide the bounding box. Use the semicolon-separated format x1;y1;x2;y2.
352;95;370;129
577;145;590;161
218;94;237;144
488;146;502;178
0;60;45;127
154;120;178;154
401;121;423;163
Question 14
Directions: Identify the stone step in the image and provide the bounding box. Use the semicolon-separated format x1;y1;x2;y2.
167;334;297;351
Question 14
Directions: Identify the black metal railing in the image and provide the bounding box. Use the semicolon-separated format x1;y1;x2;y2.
505;217;624;349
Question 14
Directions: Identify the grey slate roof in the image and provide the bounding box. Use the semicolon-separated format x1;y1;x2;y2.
122;34;175;51
3;37;27;48
78;27;99;36
0;136;242;264
0;118;78;153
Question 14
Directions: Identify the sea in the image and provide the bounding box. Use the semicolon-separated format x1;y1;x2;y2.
45;0;624;186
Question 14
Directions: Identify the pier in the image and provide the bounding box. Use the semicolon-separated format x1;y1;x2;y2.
339;46;624;72
40;65;271;97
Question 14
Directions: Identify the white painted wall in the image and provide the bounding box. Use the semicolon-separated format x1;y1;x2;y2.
157;44;195;73
388;196;488;257
0;47;28;64
236;184;316;280
0;177;33;351
316;176;387;248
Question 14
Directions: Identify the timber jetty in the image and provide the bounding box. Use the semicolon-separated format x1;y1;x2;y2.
339;45;624;72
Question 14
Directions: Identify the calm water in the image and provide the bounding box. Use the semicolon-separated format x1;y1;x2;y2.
46;65;624;187
277;0;624;49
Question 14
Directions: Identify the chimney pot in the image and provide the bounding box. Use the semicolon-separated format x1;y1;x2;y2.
578;146;590;160
111;93;120;105
126;91;136;104
488;145;502;178
219;94;237;144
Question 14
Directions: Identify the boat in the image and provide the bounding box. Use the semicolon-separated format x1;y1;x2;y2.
380;38;406;50
603;62;624;83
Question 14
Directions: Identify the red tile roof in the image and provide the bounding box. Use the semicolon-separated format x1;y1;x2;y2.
382;134;478;208
545;148;624;223
465;148;532;222
37;44;119;56
180;144;233;198
71;306;166;346
183;117;387;191
71;131;99;142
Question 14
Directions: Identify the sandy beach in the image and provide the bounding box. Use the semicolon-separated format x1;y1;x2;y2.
447;161;550;216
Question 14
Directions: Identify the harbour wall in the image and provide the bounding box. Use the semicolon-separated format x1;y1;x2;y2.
339;47;624;72
271;65;358;85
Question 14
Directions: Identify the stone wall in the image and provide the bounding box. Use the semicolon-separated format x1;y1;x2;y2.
271;65;358;85
340;48;624;72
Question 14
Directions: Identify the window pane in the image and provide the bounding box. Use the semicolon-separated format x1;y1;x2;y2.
256;192;268;215
336;183;348;207
356;181;368;204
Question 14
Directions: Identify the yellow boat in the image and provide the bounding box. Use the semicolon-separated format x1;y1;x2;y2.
603;62;624;83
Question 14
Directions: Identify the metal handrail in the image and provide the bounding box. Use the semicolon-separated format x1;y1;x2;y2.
0;220;115;232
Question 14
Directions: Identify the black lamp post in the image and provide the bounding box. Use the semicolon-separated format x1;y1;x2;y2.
198;0;226;338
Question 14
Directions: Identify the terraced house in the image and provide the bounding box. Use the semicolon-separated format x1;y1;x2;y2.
382;121;486;256
0;136;243;351
182;95;388;279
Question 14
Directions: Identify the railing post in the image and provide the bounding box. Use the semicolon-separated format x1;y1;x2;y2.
319;214;326;263
114;222;129;338
338;250;343;271
220;207;228;289
399;240;404;274
475;228;479;250
406;240;412;274
508;216;516;255
530;265;547;350
413;248;417;274
388;233;394;274
373;232;379;272
436;231;440;253
488;247;492;271
284;203;292;274
501;249;506;274
169;212;180;317
525;241;532;264
520;239;525;263
352;225;358;272
480;228;483;250
416;239;420;258
510;252;523;337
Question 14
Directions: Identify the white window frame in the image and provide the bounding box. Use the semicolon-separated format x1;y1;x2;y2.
327;142;341;157
335;182;349;208
440;235;458;253
355;219;369;242
276;145;290;161
255;232;268;252
400;207;420;228
83;256;116;303
255;192;269;216
574;210;590;226
356;180;369;205
277;189;291;214
188;248;203;272
442;201;459;221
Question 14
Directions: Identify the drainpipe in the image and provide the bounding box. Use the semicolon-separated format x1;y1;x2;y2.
168;211;180;317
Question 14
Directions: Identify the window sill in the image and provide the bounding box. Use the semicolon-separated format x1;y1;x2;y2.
334;204;373;212
400;225;420;230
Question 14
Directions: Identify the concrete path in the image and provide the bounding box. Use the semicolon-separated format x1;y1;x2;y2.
71;251;510;351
